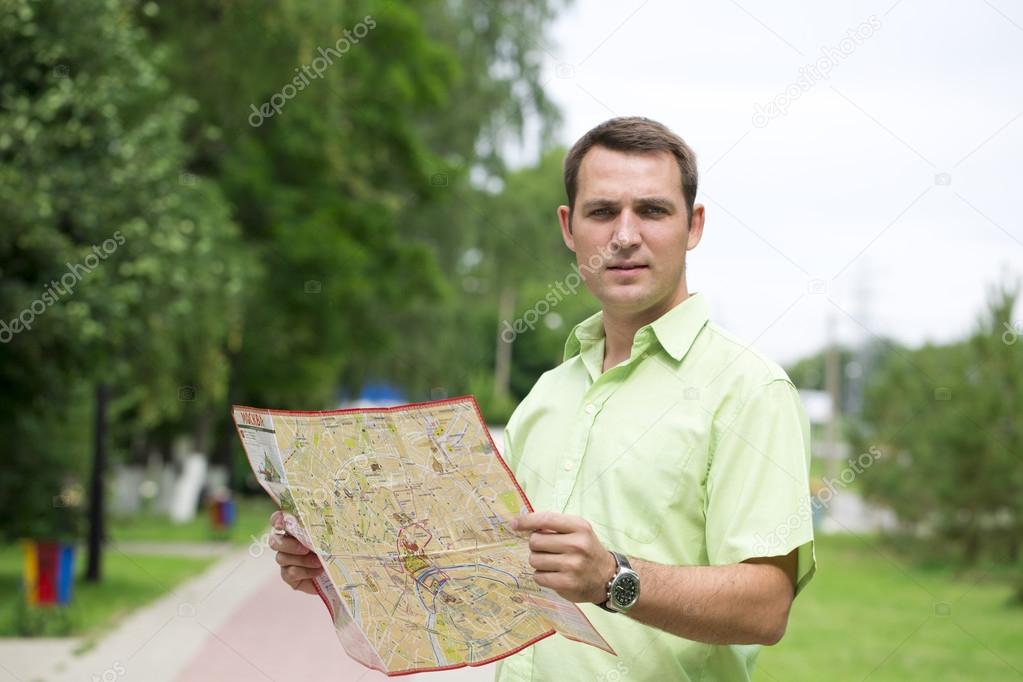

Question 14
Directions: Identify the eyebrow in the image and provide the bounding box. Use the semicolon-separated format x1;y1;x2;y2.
580;196;677;212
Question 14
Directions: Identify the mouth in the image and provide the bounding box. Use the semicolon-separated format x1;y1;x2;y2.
606;263;648;274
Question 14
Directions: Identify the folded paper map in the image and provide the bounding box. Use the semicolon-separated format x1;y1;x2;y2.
232;396;613;676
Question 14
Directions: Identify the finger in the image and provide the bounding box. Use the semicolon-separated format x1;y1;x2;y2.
532;570;567;591
528;531;570;554
527;551;564;572
512;512;582;534
281;565;323;585
269;533;311;554
294;579;319;596
276;551;323;569
282;515;314;550
270;510;285;530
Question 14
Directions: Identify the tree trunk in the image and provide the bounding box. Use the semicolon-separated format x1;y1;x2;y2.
215;351;240;491
194;409;211;456
85;382;110;583
493;284;516;401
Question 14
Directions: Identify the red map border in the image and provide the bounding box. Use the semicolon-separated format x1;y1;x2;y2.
232;395;609;676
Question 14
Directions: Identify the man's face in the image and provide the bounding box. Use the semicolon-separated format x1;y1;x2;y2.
558;146;704;316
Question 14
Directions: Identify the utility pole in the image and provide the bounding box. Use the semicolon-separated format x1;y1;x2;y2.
825;314;841;480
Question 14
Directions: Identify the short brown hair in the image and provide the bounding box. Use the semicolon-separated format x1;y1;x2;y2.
563;116;698;223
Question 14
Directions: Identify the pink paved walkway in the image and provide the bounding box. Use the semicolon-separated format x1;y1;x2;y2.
176;574;497;682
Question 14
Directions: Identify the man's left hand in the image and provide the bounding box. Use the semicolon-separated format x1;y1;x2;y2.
511;511;616;604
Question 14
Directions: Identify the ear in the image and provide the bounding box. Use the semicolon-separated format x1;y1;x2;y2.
686;203;705;251
558;205;576;252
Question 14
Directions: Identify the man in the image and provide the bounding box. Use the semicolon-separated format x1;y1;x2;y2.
271;116;815;681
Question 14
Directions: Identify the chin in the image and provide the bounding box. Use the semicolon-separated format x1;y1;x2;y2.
598;287;657;310
601;280;683;311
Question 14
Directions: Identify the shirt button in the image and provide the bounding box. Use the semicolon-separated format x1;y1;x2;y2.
585;403;596;415
563;460;573;471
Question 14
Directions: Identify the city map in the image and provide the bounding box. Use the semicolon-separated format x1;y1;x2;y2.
232;397;613;676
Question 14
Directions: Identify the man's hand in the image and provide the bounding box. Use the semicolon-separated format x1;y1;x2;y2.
269;510;323;595
511;511;615;604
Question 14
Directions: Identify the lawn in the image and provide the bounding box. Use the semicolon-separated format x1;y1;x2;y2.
0;495;276;638
757;534;1023;681
0;546;215;638
108;495;276;545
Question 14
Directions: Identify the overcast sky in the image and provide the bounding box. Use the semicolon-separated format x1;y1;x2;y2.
511;0;1023;365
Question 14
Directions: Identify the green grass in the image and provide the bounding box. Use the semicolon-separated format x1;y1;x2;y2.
0;496;276;638
0;546;215;638
757;535;1023;681
108;495;276;545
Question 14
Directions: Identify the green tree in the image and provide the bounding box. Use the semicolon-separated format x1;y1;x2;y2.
0;0;247;581
136;0;566;421
852;283;1023;595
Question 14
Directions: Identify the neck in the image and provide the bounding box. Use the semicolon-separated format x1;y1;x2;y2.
601;284;690;373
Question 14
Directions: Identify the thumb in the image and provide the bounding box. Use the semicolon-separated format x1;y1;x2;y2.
282;513;315;551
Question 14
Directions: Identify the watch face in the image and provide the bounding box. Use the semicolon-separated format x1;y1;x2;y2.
612;573;639;607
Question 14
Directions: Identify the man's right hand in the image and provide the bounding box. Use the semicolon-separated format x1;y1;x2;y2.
269;510;323;595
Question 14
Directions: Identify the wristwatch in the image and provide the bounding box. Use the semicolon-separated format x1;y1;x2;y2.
597;551;641;613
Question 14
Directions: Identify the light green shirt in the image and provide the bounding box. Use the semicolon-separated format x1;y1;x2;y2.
495;292;816;682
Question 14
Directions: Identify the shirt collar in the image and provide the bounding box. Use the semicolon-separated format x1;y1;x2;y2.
563;292;709;363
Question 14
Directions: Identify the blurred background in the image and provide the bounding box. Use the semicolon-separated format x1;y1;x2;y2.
1;0;1020;680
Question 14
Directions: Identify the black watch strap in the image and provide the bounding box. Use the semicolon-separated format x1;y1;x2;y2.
596;551;620;612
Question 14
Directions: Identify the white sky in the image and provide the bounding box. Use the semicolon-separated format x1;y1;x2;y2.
511;0;1023;365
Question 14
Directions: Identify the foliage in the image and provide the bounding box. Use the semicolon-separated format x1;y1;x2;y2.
137;0;566;408
851;284;1023;580
0;0;570;547
0;0;247;539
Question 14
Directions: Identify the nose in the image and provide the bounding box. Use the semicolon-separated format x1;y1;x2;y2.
611;210;642;251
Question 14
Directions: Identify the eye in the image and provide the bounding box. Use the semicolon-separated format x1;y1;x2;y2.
643;206;668;215
591;208;613;218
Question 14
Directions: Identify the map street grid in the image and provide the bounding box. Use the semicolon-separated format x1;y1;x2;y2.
232;396;613;676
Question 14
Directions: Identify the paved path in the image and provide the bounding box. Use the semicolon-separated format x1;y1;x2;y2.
0;423;511;682
177;564;496;682
0;543;271;682
0;540;496;682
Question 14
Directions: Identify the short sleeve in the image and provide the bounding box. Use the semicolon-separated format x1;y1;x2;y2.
704;379;816;596
500;405;523;473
